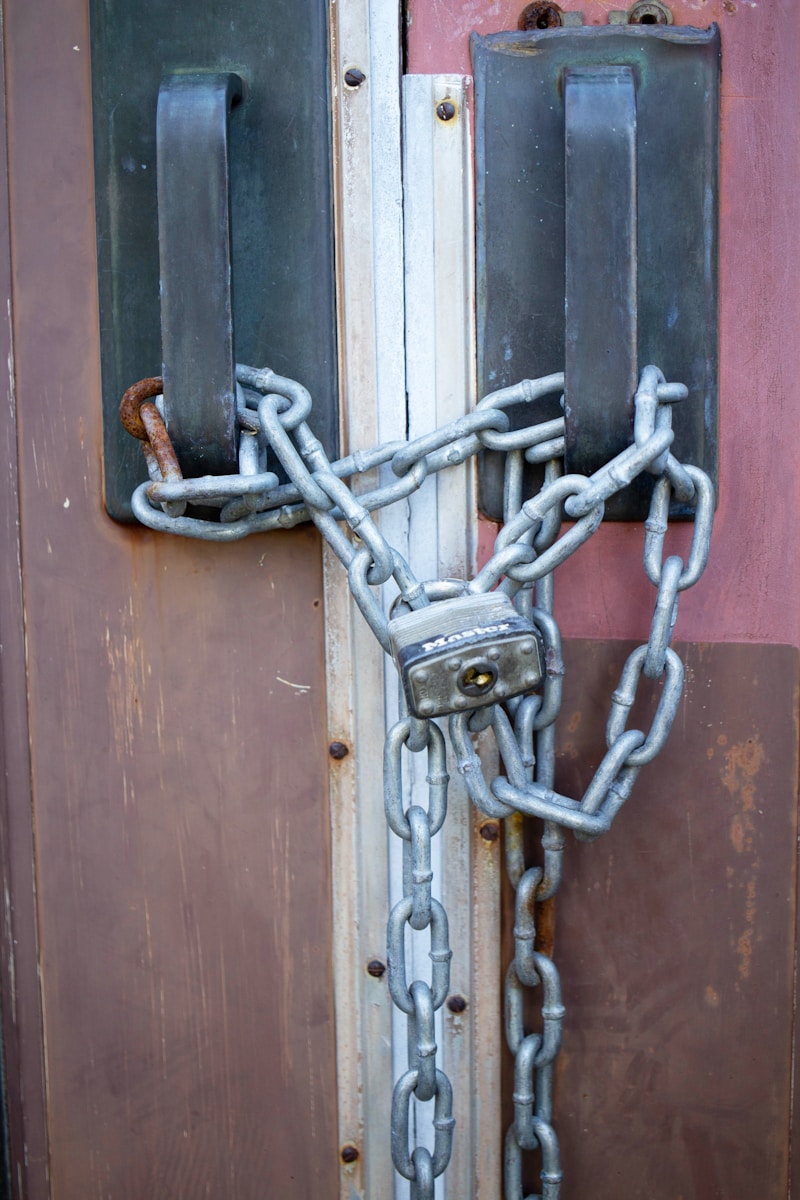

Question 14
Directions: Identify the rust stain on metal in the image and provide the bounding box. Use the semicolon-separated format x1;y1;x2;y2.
566;709;582;734
735;877;758;982
561;740;579;761
718;734;765;982
721;735;764;857
704;984;721;1009
721;735;765;796
536;896;556;960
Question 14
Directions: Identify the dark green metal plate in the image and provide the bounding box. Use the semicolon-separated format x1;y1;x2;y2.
91;0;338;520
473;25;720;521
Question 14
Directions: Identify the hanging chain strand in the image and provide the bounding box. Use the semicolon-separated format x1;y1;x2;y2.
385;714;455;1196
121;364;714;1198
501;458;566;1200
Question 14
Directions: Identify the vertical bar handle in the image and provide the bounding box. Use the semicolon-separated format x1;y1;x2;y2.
157;72;243;475
563;66;637;478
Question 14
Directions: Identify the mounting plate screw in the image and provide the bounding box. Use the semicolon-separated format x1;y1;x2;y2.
367;958;386;978
436;100;456;122
447;994;468;1013
479;821;500;842
329;741;350;760
612;0;672;22
344;67;366;88
518;2;563;29
340;1144;360;1164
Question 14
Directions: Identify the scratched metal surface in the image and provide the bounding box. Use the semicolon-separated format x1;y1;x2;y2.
530;639;799;1199
1;2;338;1195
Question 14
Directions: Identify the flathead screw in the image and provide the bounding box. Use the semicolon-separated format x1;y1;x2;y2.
436;101;456;122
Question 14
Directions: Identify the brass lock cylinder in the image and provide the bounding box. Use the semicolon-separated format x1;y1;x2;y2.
388;592;544;719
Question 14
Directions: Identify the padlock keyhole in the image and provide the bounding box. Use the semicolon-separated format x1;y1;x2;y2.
457;660;499;697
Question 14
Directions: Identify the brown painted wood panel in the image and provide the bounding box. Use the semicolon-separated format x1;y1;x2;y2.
543;640;799;1199
1;2;338;1196
0;30;50;1200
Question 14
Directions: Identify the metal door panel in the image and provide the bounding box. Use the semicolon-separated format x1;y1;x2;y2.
554;640;798;1197
1;1;338;1195
408;2;800;1196
407;0;800;648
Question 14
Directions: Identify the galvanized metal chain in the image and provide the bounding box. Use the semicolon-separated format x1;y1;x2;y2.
385;713;455;1196
120;361;714;1197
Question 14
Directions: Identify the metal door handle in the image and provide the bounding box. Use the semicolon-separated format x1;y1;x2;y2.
90;0;339;522
157;73;242;477
563;65;638;480
473;23;720;520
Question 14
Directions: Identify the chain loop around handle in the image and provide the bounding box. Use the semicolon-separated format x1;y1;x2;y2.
120;364;714;1200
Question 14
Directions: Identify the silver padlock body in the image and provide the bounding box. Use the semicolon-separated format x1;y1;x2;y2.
388;592;543;718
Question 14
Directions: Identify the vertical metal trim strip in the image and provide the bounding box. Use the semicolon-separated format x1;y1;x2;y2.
327;2;407;1196
327;41;496;1198
402;73;501;1200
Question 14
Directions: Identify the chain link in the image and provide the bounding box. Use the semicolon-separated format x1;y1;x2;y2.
385;716;455;1193
121;364;714;1197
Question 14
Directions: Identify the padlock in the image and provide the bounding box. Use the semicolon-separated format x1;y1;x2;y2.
388;592;544;719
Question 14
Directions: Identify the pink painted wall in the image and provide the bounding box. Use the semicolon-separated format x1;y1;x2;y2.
408;0;800;647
